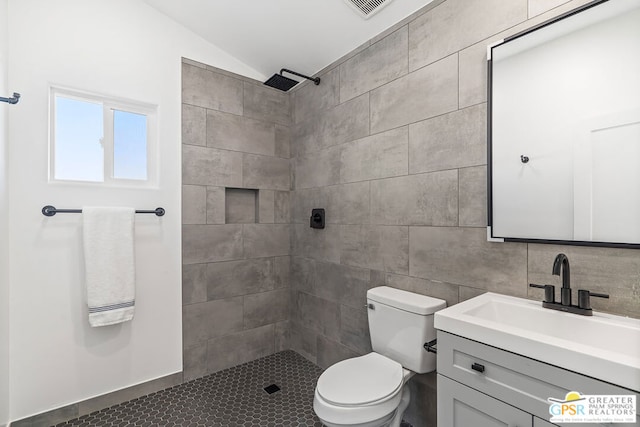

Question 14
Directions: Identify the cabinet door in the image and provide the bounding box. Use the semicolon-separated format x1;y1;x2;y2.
438;374;532;427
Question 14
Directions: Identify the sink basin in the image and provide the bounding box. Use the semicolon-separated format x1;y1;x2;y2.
434;292;640;392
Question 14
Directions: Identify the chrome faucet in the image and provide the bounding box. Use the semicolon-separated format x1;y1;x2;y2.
529;253;609;316
552;253;571;306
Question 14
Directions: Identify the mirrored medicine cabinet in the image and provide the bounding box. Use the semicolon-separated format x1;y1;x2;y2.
488;0;640;247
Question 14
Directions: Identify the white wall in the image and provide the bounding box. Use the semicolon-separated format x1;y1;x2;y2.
7;0;262;421
0;0;10;424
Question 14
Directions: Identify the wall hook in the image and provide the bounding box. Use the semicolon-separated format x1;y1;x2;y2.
520;155;529;164
0;92;20;105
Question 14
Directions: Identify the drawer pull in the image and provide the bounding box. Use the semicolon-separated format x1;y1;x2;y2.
471;362;485;373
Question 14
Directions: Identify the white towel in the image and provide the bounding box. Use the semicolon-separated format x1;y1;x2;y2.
82;206;136;327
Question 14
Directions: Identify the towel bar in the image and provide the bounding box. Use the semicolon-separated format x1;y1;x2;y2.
42;205;165;217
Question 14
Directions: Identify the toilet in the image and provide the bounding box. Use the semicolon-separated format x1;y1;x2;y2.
313;286;446;427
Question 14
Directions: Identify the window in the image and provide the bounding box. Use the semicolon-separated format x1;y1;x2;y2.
50;87;157;185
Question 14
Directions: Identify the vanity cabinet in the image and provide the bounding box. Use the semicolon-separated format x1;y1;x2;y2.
437;331;639;427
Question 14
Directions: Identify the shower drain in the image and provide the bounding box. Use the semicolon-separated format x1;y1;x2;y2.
263;384;281;394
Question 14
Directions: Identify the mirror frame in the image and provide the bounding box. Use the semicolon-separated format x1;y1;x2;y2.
487;0;640;249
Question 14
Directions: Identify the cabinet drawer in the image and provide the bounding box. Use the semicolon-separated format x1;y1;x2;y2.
437;331;639;426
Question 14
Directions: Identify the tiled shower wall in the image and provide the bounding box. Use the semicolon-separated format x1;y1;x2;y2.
181;60;292;381
288;0;640;425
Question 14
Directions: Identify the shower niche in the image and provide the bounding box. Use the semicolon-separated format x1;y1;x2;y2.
225;188;258;224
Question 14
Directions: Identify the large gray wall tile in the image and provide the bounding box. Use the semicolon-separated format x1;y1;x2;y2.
293;94;369;156
293;68;339;125
258;190;275;223
275;125;291;159
370;171;458;226
339;305;372;354
183;263;207;305
206;325;275;373
243;82;291;126
528;244;640;318
182;104;206;146
292;224;341;264
458;40;493;109
294;145;341;189
206;110;275;156
274;191;291;223
340;26;409;103
182;225;243;264
183;145;243;187
409;103;487;174
316;335;359;370
182;63;243;114
274;321;290;352
274;256;291;289
340;225;409;274
335;182;371;225
409;227;527;294
183;343;207;382
370;55;458;134
206;186;225;224
290;321;318;363
294;292;341;341
244;288;290;329
243;224;290;258
291;256;317;294
243;154;290;191
312;261;371;309
182;185;206;225
408;0;527;71
459;166;487;227
183;297;243;348
459;285;488;302
340;127;409;183
207;258;278;300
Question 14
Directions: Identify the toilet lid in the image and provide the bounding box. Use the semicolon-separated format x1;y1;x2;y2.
316;353;403;406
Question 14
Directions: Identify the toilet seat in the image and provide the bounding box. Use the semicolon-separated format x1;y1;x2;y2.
317;353;404;407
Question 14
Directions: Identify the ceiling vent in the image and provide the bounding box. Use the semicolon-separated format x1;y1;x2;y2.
343;0;394;19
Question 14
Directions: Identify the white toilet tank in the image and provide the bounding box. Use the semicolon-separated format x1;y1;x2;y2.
367;286;446;374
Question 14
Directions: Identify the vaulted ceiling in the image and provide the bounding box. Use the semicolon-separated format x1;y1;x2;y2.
144;0;435;80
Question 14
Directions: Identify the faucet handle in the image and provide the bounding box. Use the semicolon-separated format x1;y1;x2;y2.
578;289;609;310
529;283;555;303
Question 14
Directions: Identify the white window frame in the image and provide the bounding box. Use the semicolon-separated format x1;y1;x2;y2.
49;86;158;187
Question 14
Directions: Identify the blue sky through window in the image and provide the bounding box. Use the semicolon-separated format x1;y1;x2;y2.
54;96;103;182
114;110;147;180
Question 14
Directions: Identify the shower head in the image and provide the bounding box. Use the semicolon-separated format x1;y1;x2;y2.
264;69;321;92
264;74;300;92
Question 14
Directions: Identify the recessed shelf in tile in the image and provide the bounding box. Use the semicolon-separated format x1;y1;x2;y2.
225;188;258;224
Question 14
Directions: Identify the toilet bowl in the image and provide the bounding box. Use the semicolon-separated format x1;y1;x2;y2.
314;353;414;427
313;287;446;427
